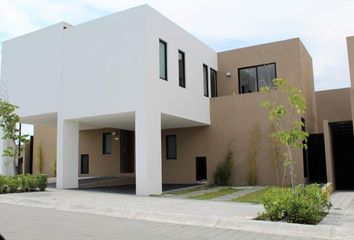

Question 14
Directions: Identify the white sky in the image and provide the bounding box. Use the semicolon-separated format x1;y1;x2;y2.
1;0;354;135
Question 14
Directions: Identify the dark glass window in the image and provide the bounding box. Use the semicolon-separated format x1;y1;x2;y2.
238;63;276;94
178;50;186;88
159;39;167;80
166;135;177;159
203;64;209;97
81;154;89;174
102;133;112;154
210;69;218;97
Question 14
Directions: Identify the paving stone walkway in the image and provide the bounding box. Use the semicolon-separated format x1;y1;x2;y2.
213;186;265;201
163;185;266;202
0;203;323;240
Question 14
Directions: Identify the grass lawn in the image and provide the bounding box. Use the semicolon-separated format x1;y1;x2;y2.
168;185;210;195
231;187;273;204
188;187;240;200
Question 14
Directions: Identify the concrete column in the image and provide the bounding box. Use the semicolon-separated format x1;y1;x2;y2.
323;120;335;188
56;118;79;188
0;128;15;176
135;110;162;195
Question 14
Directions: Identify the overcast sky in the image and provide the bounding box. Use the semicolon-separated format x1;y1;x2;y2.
0;0;354;92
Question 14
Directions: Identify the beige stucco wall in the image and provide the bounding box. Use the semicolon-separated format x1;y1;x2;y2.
315;88;352;132
347;36;354;123
162;93;304;186
33;126;134;178
217;38;317;133
33;124;57;176
79;128;134;178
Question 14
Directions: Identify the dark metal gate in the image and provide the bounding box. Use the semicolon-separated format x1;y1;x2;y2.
330;121;354;189
307;133;327;183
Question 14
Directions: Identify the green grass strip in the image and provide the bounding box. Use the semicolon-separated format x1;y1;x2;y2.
188;187;240;200
231;187;271;204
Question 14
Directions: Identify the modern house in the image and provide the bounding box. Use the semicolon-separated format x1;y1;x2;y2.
0;5;353;195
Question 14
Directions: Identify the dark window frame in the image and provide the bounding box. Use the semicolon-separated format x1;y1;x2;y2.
166;135;177;160
178;50;186;88
159;39;168;81
203;64;209;97
210;68;218;97
238;63;277;94
102;132;112;155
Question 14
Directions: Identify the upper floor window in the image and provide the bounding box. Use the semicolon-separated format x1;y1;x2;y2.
178;50;186;88
238;63;276;94
102;132;112;154
159;39;167;80
210;68;218;97
203;64;209;97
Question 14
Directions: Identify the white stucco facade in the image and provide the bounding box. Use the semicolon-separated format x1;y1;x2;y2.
0;5;217;195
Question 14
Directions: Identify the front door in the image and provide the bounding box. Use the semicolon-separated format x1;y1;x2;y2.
120;130;135;173
196;157;207;181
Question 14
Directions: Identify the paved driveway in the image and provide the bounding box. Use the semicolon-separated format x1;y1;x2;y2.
0;203;320;240
0;189;353;239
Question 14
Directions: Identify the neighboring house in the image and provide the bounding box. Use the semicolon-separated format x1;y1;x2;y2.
0;5;352;195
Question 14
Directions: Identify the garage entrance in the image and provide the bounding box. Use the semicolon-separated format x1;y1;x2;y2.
330;121;354;189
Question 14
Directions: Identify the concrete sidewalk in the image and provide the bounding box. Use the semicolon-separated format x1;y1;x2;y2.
0;189;353;239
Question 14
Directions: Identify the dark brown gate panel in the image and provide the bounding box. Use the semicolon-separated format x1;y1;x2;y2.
330;121;354;189
120;130;135;173
307;134;327;183
196;157;207;181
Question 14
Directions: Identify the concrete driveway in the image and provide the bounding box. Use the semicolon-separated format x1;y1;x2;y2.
0;189;353;239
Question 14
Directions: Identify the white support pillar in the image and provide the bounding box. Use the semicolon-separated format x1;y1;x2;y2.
56;118;79;188
0;129;15;176
135;110;162;195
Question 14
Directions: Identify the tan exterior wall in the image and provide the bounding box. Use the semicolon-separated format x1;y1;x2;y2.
33;124;57;177
33;126;134;178
315;88;352;132
347;36;354;123
217;38;317;133
162;93;304;186
79;128;134;178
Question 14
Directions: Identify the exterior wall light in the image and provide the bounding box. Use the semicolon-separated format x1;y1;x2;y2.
226;72;231;77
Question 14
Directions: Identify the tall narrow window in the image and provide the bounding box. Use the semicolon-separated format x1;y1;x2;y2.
102;133;112;154
203;64;209;97
238;63;276;94
166;135;177;159
159;39;167;80
210;68;218;97
81;154;89;174
178;50;185;88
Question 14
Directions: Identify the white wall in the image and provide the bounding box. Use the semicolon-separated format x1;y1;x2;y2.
145;7;217;124
60;6;149;120
1;22;69;117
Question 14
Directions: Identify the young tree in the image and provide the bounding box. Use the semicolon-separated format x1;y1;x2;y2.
260;79;308;189
0;99;29;174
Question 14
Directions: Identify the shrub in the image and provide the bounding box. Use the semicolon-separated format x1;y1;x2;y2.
6;176;20;193
259;184;331;224
0;174;48;194
214;148;234;186
0;176;6;193
36;174;48;191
